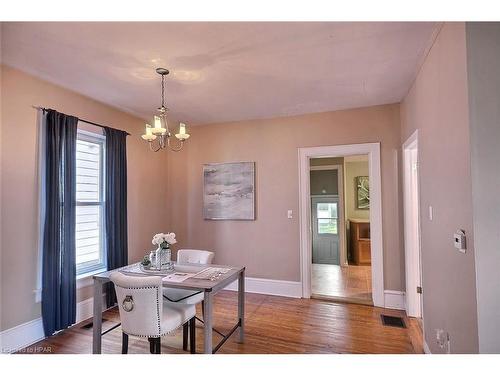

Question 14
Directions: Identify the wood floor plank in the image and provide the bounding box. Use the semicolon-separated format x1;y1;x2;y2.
18;291;422;354
312;264;373;301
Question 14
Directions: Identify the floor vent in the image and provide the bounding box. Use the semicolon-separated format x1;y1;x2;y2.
380;314;406;328
81;318;108;329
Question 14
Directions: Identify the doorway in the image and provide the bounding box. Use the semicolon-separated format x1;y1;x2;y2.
403;131;423;318
299;143;384;307
309;156;372;304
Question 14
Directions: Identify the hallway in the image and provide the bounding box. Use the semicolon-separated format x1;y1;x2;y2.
312;263;372;302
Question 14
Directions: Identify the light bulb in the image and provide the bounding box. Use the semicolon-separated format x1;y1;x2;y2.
154;116;161;129
151;116;166;134
175;123;190;140
141;124;157;141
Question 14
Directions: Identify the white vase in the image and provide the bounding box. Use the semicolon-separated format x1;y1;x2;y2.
155;246;172;270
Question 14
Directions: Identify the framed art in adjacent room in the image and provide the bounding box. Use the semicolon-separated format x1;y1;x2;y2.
356;175;370;209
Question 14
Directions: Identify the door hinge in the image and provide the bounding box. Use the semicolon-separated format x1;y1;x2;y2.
417;286;423;294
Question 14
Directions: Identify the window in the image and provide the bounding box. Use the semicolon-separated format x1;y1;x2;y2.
317;202;338;234
76;130;106;277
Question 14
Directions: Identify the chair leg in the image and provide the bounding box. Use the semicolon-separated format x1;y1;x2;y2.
182;322;189;351
148;337;160;354
149;337;161;354
122;332;129;354
189;317;196;354
156;337;161;354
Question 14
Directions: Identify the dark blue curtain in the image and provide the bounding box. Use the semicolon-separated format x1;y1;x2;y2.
104;127;128;308
41;109;78;336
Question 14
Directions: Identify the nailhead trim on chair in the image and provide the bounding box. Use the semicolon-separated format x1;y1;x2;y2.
155;287;161;336
120;285;192;338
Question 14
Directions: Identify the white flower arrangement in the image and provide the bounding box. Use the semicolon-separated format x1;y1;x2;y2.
152;232;177;249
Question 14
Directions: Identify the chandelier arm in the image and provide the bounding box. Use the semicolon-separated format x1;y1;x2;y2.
166;137;184;152
148;141;163;152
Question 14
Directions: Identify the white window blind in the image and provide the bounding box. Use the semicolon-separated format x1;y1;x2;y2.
76;130;106;276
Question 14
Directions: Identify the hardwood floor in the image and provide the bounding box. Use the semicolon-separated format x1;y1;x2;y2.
312;263;372;302
19;291;423;354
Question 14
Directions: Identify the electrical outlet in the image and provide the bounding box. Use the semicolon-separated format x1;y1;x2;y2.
436;329;446;347
435;329;451;353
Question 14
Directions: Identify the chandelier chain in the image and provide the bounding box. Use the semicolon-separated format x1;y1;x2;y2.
161;73;165;109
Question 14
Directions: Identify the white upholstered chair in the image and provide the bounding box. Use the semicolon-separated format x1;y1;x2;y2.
163;249;214;350
110;272;197;354
177;249;215;265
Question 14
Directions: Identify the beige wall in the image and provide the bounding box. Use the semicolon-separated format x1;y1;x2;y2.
0;65;169;331
400;23;479;353
466;22;500;353
166;104;404;289
344;160;370;222
0;25;4;331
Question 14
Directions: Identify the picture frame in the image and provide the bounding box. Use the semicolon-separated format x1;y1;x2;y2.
356;176;370;210
203;161;255;220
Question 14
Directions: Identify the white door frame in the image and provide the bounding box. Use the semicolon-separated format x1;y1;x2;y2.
298;143;384;307
402;130;423;317
309;164;347;266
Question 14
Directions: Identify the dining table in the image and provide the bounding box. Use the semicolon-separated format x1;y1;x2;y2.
92;262;245;354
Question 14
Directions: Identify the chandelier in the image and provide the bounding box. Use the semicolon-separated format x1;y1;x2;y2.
141;68;190;152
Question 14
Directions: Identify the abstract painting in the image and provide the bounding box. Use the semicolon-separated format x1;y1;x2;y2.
203;162;255;220
356;176;370;209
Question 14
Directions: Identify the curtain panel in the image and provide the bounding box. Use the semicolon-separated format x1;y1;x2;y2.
41;109;78;336
104;127;129;308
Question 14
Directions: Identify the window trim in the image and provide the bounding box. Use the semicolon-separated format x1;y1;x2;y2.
75;129;107;277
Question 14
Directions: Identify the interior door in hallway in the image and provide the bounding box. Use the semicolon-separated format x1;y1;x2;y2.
312;197;340;265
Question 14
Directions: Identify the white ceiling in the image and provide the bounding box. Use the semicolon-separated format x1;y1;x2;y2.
1;22;438;125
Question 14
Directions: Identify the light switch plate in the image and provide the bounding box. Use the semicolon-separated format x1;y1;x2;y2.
454;229;466;253
287;210;293;219
429;206;433;221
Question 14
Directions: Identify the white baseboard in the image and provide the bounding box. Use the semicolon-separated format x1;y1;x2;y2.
423;340;431;354
0;294;105;353
384;290;406;310
0;317;45;354
224;280;406;305
224;276;302;298
75;297;95;323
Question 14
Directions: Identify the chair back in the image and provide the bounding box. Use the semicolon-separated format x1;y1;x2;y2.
109;272;163;337
177;249;214;265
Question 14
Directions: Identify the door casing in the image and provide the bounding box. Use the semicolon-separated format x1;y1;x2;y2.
403;130;423;318
298;143;384;308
